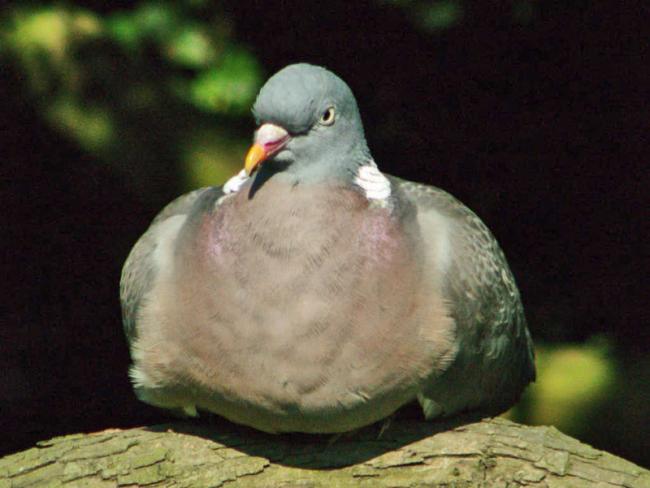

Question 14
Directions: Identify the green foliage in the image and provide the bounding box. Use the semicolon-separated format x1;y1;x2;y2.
507;338;618;438
183;47;262;114
2;2;263;198
383;0;540;31
380;0;463;32
416;1;463;31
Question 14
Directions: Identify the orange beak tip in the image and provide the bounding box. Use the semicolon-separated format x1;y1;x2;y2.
244;143;267;176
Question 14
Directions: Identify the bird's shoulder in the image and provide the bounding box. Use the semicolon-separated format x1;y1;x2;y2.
389;175;479;223
390;175;523;319
391;175;535;386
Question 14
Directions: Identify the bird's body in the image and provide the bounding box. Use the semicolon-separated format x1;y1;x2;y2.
121;64;535;433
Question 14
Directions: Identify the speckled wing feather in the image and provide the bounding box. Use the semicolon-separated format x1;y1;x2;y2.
393;176;535;418
120;187;215;342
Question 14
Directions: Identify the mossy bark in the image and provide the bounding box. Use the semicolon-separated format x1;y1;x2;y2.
1;418;647;487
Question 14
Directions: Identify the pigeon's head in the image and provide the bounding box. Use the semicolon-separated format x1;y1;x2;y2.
245;64;370;181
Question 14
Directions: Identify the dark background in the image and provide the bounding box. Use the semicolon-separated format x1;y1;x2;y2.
2;1;648;466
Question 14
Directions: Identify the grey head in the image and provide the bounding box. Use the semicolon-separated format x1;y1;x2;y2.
247;63;371;183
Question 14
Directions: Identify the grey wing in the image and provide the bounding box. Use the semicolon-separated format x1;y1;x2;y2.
119;187;216;343
394;177;535;417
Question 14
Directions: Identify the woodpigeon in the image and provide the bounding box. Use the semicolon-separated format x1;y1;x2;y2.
120;63;535;433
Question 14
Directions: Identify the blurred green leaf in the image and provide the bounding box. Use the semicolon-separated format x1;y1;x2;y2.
6;7;68;56
133;1;178;40
106;12;143;49
47;98;114;152
3;7;102;92
512;338;618;435
415;1;463;32
182;130;247;189
186;47;262;114
166;24;215;67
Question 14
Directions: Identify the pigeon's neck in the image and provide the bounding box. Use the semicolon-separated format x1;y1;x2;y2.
259;144;373;186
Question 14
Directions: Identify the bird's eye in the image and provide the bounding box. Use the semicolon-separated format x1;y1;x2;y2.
319;107;336;126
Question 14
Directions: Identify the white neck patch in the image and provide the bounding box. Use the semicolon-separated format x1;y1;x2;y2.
223;165;392;203
354;162;392;202
223;169;249;194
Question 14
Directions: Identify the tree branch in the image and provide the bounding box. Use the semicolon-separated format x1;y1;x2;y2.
1;417;647;487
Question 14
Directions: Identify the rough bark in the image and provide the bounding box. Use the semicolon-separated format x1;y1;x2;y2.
1;417;647;487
